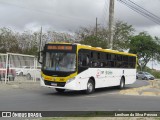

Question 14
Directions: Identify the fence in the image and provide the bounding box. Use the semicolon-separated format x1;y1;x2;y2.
0;53;7;83
0;53;41;83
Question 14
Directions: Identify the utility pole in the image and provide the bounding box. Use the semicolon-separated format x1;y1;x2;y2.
152;52;153;69
38;26;43;65
39;26;42;52
108;0;115;49
96;17;98;37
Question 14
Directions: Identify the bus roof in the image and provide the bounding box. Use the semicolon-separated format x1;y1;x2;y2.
46;42;137;57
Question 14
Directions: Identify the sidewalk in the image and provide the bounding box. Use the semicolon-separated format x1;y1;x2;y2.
0;80;40;91
140;87;160;96
120;79;160;96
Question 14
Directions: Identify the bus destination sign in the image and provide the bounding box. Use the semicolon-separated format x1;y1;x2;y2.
47;45;72;50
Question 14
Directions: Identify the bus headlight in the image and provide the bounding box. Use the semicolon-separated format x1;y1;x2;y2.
66;77;75;84
41;75;45;81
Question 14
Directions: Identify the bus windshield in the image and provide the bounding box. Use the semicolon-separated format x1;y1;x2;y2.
43;52;76;72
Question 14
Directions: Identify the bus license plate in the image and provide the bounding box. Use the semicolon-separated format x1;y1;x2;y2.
51;83;57;86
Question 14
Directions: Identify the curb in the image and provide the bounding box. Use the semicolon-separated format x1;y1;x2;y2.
121;91;139;95
141;92;157;96
120;85;150;95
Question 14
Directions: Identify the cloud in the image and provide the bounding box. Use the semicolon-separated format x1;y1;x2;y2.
115;0;160;27
0;0;159;37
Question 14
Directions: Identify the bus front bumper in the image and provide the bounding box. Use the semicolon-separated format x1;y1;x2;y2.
40;77;82;90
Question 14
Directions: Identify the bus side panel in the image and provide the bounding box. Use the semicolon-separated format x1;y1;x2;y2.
40;68;136;91
124;69;136;85
76;68;136;90
76;68;107;90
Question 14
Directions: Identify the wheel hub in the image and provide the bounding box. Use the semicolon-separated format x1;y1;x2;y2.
88;83;93;92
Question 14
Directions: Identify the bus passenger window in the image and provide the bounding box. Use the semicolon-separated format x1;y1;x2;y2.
100;62;104;67
93;62;98;67
90;61;97;67
82;58;86;66
79;54;89;67
111;61;115;68
78;55;82;66
106;61;111;67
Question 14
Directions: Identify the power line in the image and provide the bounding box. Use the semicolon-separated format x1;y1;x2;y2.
101;0;109;27
0;1;91;23
118;0;160;25
128;0;160;22
117;0;160;25
119;0;160;25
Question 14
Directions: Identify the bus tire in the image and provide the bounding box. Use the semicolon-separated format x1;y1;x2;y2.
55;88;65;93
86;79;95;94
119;77;125;89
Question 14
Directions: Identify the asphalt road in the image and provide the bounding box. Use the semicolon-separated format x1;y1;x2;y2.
0;79;160;112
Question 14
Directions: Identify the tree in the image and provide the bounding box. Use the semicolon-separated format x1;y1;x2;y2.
129;32;160;71
15;31;39;55
76;21;134;50
113;21;134;50
76;25;110;48
0;27;20;53
80;35;108;48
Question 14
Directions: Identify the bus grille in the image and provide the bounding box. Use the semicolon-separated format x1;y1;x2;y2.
44;80;66;87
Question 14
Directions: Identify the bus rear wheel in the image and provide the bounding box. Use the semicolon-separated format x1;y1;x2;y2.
55;88;65;93
119;77;125;89
86;79;95;94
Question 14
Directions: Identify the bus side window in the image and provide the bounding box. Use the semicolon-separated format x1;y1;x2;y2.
85;55;89;66
78;54;82;66
93;61;98;67
79;54;89;67
100;62;104;67
90;60;98;67
106;61;111;67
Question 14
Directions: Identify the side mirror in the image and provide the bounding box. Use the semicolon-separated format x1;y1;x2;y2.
38;51;43;64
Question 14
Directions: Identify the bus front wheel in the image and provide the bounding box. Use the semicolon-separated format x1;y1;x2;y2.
55;88;65;93
86;79;95;94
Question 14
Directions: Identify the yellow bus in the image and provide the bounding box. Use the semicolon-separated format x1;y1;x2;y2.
38;43;137;94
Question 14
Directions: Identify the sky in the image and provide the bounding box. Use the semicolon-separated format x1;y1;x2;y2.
0;0;160;37
0;0;160;70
